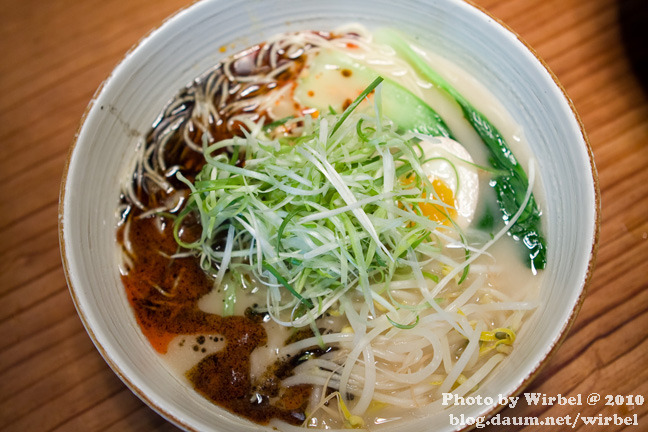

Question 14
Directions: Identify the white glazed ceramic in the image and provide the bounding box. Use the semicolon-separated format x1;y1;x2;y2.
59;0;599;431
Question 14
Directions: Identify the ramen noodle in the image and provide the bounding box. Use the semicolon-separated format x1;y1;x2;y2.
117;24;545;430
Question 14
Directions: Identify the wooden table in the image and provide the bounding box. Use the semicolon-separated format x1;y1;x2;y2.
1;0;646;430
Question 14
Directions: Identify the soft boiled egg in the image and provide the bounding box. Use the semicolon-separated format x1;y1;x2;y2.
416;136;479;229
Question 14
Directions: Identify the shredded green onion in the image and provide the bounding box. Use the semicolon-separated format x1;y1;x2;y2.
386;313;420;329
330;76;384;137
262;261;313;309
174;79;470;328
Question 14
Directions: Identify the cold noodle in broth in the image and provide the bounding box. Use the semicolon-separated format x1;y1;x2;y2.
117;24;546;430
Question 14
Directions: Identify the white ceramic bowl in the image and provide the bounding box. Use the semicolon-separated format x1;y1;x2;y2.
59;0;599;431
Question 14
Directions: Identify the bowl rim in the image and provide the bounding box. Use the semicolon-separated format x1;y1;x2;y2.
58;0;601;430
456;0;601;426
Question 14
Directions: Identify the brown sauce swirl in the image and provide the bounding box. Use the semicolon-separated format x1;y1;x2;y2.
120;211;308;425
117;33;341;426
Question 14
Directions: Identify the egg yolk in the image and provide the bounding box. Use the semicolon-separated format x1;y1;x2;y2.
402;176;457;225
421;179;457;225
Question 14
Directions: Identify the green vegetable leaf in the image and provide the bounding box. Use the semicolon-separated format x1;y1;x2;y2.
375;28;547;270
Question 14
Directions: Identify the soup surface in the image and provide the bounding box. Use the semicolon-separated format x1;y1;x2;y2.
117;24;545;429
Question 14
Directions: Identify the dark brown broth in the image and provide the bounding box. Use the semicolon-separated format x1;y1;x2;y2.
116;35;336;425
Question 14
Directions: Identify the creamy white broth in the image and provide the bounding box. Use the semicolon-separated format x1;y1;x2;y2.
118;24;545;430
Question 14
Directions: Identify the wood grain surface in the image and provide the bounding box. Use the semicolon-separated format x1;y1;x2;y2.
1;0;646;430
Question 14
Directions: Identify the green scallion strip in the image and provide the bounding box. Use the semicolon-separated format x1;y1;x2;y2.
329;76;384;137
173;78;483;331
386;313;420;329
262;261;313;309
264;115;295;132
421;270;439;283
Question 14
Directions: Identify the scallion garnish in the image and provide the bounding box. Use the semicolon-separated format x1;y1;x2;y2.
173;79;473;328
386;313;420;329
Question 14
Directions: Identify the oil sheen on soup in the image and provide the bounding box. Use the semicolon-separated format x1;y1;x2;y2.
117;24;546;430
